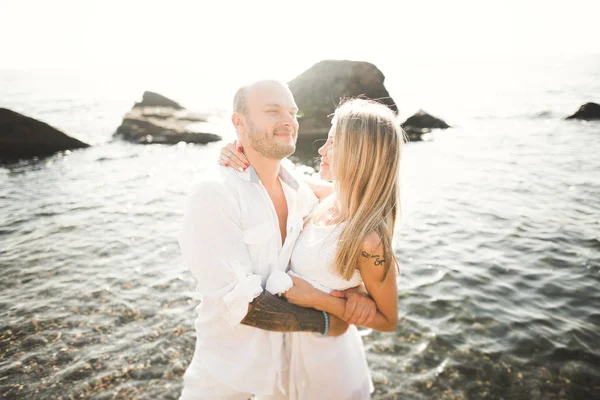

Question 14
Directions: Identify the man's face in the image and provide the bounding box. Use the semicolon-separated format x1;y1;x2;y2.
243;82;299;160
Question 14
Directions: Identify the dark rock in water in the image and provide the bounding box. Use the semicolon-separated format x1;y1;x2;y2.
171;359;187;374
535;110;554;119
0;108;90;162
565;102;600;121
134;91;184;110
402;110;450;130
23;334;48;348
288;60;397;136
149;353;168;366
115;92;222;145
71;337;91;347
401;110;450;142
559;361;600;387
55;348;75;363
139;307;157;318
92;392;115;400
129;366;164;380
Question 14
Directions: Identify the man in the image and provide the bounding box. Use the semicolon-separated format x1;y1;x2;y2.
178;80;369;399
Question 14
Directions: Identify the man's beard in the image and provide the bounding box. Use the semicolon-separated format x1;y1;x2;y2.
246;119;296;160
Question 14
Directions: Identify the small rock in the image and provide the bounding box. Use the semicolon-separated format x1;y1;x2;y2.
565;102;600;121
21;353;47;364
71;337;91;347
92;392;115;400
23;334;48;348
371;371;390;385
149;353;168;365
535;367;553;382
402;110;450;130
171;359;187;374
140;308;156;318
559;360;600;387
129;366;164;380
134;91;184;110
401;109;450;141
529;387;543;400
56;349;74;363
61;364;93;382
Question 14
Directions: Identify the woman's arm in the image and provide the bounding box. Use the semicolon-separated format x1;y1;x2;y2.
302;177;334;201
293;287;396;332
283;235;398;332
354;236;399;332
307;268;397;333
217;141;334;200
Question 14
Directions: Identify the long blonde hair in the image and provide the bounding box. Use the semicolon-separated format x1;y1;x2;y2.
324;98;404;282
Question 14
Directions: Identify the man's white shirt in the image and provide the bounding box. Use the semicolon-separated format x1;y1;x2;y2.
178;164;318;397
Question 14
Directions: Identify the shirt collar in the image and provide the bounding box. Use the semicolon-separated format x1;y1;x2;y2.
235;164;299;191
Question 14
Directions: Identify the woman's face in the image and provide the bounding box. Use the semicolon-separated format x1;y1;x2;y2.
317;124;336;181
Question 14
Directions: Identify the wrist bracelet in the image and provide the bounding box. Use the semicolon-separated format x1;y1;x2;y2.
322;311;329;336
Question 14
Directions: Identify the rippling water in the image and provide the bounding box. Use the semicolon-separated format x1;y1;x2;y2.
1;55;600;399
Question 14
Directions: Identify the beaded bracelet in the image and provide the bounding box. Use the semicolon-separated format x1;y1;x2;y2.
322;311;329;336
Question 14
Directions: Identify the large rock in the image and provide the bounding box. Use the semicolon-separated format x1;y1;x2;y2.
0;108;90;162
287;60;398;165
115;92;222;145
288;60;397;136
565;102;600;121
401;110;450;142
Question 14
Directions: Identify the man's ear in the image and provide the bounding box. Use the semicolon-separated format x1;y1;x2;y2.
232;112;245;135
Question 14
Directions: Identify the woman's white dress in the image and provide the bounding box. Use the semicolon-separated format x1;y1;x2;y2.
283;221;374;400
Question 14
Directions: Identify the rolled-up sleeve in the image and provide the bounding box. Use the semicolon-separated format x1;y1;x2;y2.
179;181;263;326
265;270;293;295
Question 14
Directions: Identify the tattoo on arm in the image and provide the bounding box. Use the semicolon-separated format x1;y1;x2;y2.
361;251;386;266
241;291;325;333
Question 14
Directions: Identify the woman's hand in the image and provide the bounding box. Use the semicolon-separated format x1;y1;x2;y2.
331;286;377;326
218;140;249;172
282;275;323;308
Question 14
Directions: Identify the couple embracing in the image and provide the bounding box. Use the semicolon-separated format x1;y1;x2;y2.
178;79;403;400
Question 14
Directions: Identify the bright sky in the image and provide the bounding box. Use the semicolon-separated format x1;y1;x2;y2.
1;0;598;78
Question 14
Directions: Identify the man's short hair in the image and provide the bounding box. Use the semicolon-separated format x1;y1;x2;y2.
233;80;290;116
233;85;249;115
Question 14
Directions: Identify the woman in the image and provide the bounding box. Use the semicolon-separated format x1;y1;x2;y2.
219;98;403;399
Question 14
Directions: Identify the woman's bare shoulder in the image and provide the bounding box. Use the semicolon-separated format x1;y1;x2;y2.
362;231;382;254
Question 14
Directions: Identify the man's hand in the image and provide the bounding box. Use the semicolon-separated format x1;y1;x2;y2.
331;285;377;326
282;275;322;308
327;314;349;336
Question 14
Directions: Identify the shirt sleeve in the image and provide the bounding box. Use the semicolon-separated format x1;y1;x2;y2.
178;180;263;326
265;270;293;296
